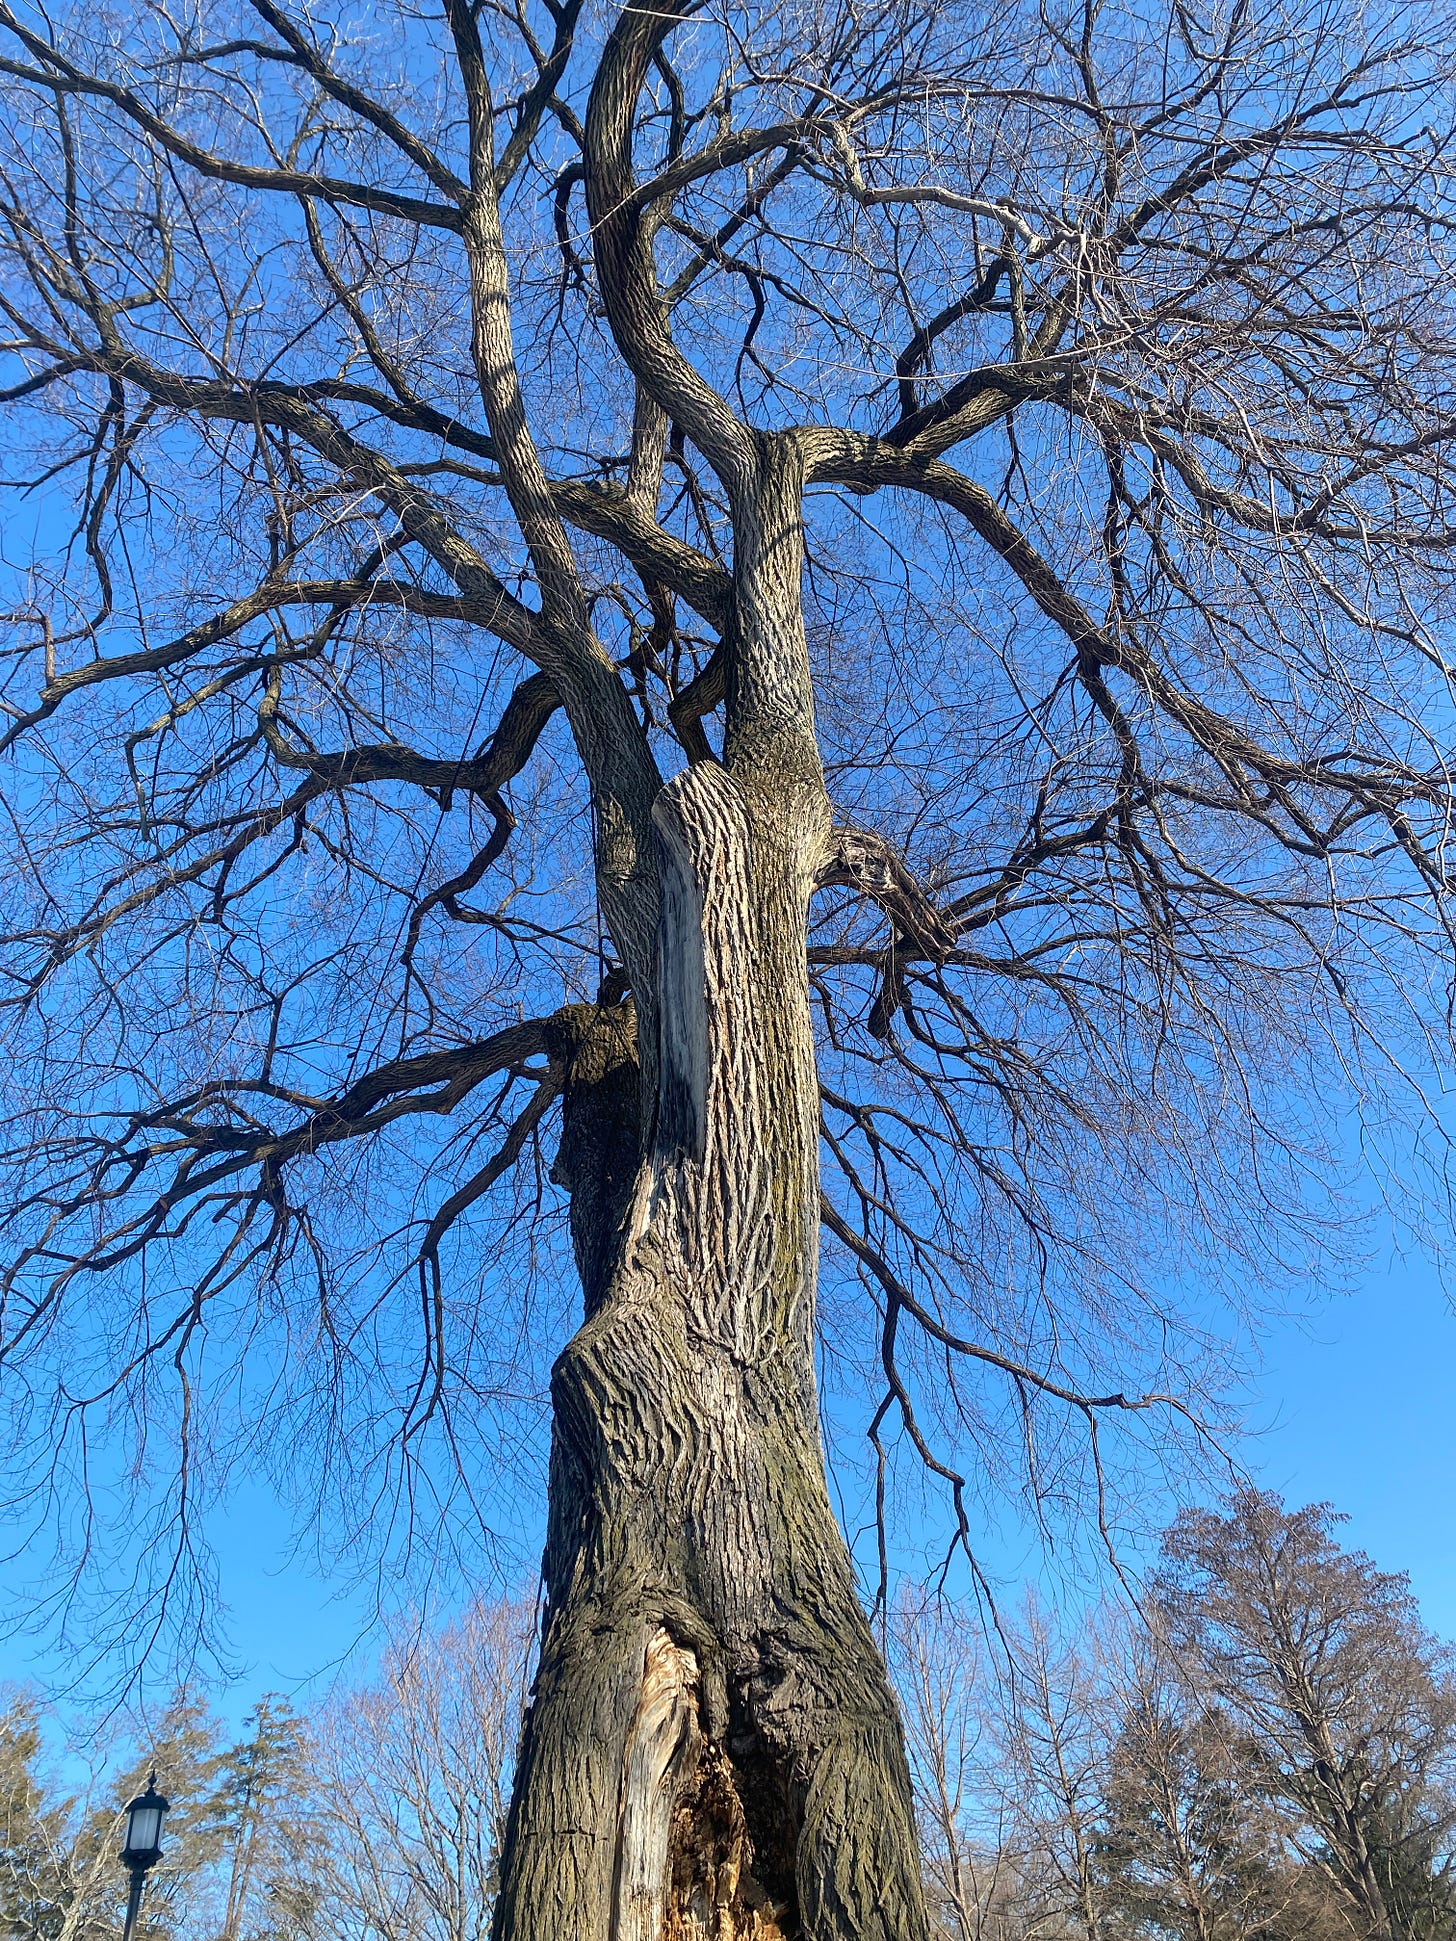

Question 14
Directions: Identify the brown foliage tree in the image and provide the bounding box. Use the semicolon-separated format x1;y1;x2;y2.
2;0;1456;1931
1155;1493;1456;1941
1095;1635;1322;1941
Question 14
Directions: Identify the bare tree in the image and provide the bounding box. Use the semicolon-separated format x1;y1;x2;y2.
296;1600;534;1941
882;1510;1456;1941
2;0;1456;1929
891;1592;1128;1941
890;1592;1025;1941
1001;1606;1120;1941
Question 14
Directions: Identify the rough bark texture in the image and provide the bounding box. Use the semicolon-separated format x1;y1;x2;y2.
546;999;643;1318
493;740;930;1939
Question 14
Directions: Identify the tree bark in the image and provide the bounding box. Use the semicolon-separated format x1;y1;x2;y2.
493;748;930;1938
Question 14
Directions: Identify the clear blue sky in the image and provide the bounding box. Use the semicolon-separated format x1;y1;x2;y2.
0;1212;1451;1730
208;1237;1456;1683
1250;1241;1456;1634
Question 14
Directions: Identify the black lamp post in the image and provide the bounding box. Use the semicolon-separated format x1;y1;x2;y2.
119;1773;169;1941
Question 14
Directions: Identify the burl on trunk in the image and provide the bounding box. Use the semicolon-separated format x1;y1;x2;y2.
492;759;930;1939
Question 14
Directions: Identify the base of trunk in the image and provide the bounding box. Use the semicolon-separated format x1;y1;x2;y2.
491;1295;931;1941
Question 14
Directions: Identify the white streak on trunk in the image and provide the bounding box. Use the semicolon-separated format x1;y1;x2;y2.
612;1629;702;1941
652;785;710;1164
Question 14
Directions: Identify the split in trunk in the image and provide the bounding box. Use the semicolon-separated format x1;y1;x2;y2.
493;759;930;1941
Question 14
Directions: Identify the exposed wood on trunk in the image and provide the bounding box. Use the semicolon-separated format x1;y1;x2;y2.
611;1628;794;1941
614;1630;703;1941
665;1740;791;1940
9;1;1456;1936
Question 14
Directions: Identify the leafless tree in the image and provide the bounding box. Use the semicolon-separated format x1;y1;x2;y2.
890;1591;1025;1941
2;0;1456;1929
1000;1605;1118;1941
296;1600;535;1941
892;1591;1122;1941
888;1556;1427;1941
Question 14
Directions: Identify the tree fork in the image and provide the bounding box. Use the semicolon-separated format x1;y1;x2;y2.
494;763;929;1941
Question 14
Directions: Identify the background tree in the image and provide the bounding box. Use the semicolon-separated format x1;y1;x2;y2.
0;1601;533;1941
296;1598;534;1941
890;1498;1456;1941
0;1687;253;1941
1155;1493;1456;1941
999;1607;1114;1941
2;0;1456;1932
106;1694;233;1941
3;1521;1455;1941
0;1697;86;1941
216;1700;312;1941
890;1591;1027;1941
1094;1635;1311;1941
893;1592;1118;1941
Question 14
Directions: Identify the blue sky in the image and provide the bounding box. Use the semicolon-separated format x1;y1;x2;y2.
1251;1241;1456;1633
1;0;1452;1742
3;1228;1450;1737
204;1240;1456;1690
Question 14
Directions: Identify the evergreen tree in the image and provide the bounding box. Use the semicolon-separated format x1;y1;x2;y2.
0;1689;230;1941
93;1692;231;1941
1095;1678;1312;1941
215;1700;315;1941
0;1698;74;1941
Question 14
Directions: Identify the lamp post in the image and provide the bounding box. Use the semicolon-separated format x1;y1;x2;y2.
119;1773;169;1941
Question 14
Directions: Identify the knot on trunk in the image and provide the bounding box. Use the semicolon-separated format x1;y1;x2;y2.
817;823;958;1038
817;823;958;962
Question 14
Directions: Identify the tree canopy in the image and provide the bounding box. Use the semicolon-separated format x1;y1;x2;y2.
0;0;1454;1671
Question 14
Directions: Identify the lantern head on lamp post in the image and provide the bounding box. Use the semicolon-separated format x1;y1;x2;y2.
119;1774;169;1941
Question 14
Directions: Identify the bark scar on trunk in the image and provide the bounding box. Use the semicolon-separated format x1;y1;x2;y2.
614;1629;702;1941
665;1737;793;1941
613;1628;792;1941
652;774;714;1164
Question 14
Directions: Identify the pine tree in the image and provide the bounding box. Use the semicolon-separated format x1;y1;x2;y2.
0;1698;74;1941
216;1700;314;1941
101;1693;230;1941
1095;1686;1305;1941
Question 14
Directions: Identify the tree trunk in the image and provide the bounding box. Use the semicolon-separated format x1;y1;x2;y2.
493;752;930;1940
